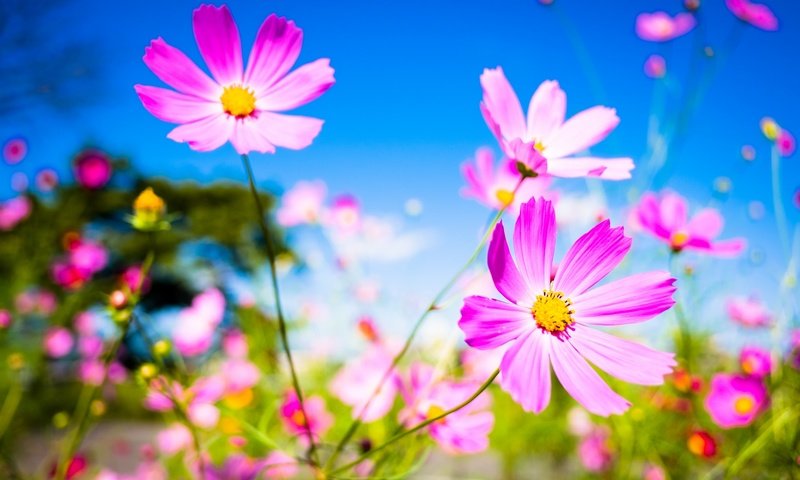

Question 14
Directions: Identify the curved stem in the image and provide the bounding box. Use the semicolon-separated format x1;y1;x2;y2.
324;179;524;470
329;369;499;476
240;154;318;465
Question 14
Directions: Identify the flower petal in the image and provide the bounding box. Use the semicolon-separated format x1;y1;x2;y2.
134;85;220;124
553;220;632;297
488;221;533;304
705;238;747;257
230;120;276;155
513;198;557;291
193;4;243;86
259;59;335;111
499;329;551;413
686;208;724;240
244;14;303;91
256;112;324;150
570;326;676;385
659;191;688;232
527;80;566;143
458;296;532;350
550;341;630;416
546;157;634;180
480;67;526;142
545;106;620;158
167;114;234;152
142;38;220;100
572;271;676;326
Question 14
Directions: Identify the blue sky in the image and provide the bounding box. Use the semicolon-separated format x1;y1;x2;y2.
2;0;798;340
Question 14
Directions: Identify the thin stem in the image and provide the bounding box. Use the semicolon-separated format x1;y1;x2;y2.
240;153;318;465
770;145;790;257
324;178;524;470
329;369;499;476
0;379;22;441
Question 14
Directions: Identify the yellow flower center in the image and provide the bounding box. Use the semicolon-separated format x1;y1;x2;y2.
426;405;447;424
291;409;307;427
532;290;574;333
533;140;546;152
733;395;755;415
220;85;256;118
687;433;705;456
670;231;690;250
495;188;515;207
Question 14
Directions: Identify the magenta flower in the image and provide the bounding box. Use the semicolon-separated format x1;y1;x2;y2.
2;137;27;165
578;426;614;473
777;128;795;157
330;346;401;422
459;198;676;416
461;147;554;214
0;196;31;231
635;12;696;42
73;150;113;189
44;327;74;358
400;363;494;454
144;375;225;429
643;55;666;79
727;297;771;327
135;5;335;154
480;68;634;179
632;190;746;256
0;310;11;329
739;346;772;378
705;373;767;428
726;0;778;31
173;288;226;357
276;180;327;227
279;390;333;442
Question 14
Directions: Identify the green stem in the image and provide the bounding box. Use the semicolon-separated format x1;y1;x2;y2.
0;380;22;441
668;253;692;371
324;179;524;470
329;369;499;476
240;154;318;465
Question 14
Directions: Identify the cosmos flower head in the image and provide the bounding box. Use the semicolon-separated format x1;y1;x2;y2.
2;137;28;165
330;346;401;422
135;4;335;155
725;0;778;31
704;373;767;428
635;12;696;42
739;346;772;378
276;180;327;227
459;198;676;416
279;390;333;443
726;296;771;328
73;149;113;189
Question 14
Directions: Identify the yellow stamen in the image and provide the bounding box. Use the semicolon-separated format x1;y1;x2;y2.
221;85;256;118
495;188;515;207
532;290;574;333
426;405;447;424
533;140;546;152
291;410;307;426
733;395;755;415
687;433;705;456
670;231;690;250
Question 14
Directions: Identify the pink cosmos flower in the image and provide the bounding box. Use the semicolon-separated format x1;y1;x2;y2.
330;346;401;422
631;191;746;256
459;198;677;416
121;265;151;294
2;137;27;164
726;0;778;31
0;196;31;231
0;310;11;329
460;347;505;384
276;180;327;227
135;5;335;154
480;68;634;179
400;363;494;454
644;55;666;78
705;373;767;428
220;358;260;393
461;147;555;214
726;297;771;327
635;12;696;42
578;426;614;473
777;128;795;157
144;376;225;429
156;424;193;455
35;169;59;192
279;390;333;442
263;451;299;479
73;150;113;189
78;359;106;386
44;327;74;358
173;288;226;356
325;194;361;235
222;329;249;358
739;346;772;378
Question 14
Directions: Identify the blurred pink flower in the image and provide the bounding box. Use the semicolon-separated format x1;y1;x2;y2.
220;358;260;393
73;150;113;189
2;137;27;164
121;265;151;294
460;347;504;383
578;426;614;472
460;147;555;214
279;390;332;442
222;329;249;358
0;310;11;329
727;297;771;327
459;198;676;416
173;288;226;357
144;376;224;429
325;194;361;234
107;362;128;384
726;0;778;31
16;289;57;315
0;196;31;231
262;451;298;479
643;55;666;78
330;346;401;422
632;190;746;256
635;12;696;42
480;68;634;179
777;128;795;157
156;423;192;455
644;464;667;480
400;363;494;454
69;238;109;274
78;335;104;359
135;5;335;155
202;454;269;480
739;346;772;378
276;180;327;227
78;359;106;386
44;327;74;358
35;169;59;192
705;373;767;428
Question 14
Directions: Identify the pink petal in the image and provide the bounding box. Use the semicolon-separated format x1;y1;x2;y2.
635;192;671;240
546;157;634;180
257;112;324;150
143;38;220;100
230;120;276;155
705;238;747;257
259;59;335;111
488;221;533;304
570;326;675;385
244;14;303;91
686;208;724;240
134;85;220;124
572;271;676;326
513;198;557;291
499;330;551;413
480;67;527;142
527;80;566;142
458;296;533;350
659;191;688;232
167;114;234;152
545;106;620;158
550;341;630;416
480;102;505;149
553;220;632;297
193;5;243;86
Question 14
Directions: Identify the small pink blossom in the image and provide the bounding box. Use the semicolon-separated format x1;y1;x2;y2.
276;180;327;227
0;310;11;329
726;0;778;31
644;55;666;78
777;128;795;157
222;329;249;358
73;149;113;189
279;390;333;442
330;346;401;422
144;376;224;429
2;137;27;164
173;288;226;356
578;426;614;473
44;327;74;358
705;373;767;428
727;297;771;327
220;358;260;393
121;265;151;294
16;289;57;315
156;423;193;455
739;346;772;378
636;12;696;42
0;196;32;231
78;335;104;359
35;169;59;192
325;194;361;234
78;359;106;386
